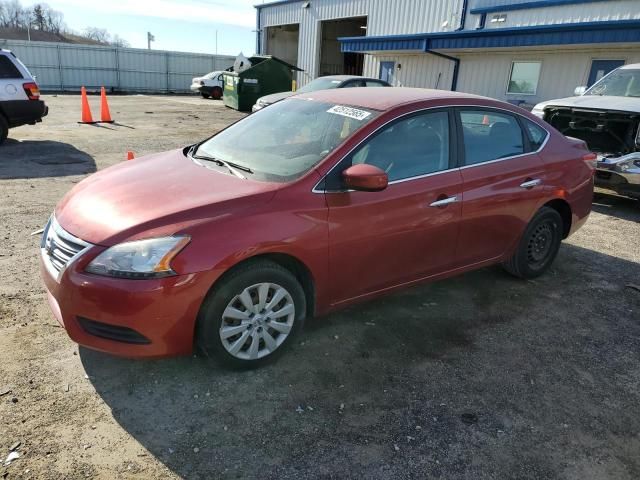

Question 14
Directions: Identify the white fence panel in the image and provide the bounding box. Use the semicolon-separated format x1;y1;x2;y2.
0;39;235;93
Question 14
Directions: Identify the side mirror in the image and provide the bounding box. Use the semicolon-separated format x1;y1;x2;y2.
342;164;388;192
574;86;587;96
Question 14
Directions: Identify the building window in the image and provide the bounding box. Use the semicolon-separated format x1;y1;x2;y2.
490;14;507;23
507;61;541;95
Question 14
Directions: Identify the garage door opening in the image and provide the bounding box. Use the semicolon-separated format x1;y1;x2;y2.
319;17;367;77
265;24;300;68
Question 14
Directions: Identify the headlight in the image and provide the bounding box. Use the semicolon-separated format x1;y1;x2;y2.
86;236;190;279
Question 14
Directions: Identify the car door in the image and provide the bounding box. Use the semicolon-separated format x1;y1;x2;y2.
455;107;549;266
323;109;463;304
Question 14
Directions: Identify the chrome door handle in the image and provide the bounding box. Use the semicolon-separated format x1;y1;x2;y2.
520;179;542;189
429;196;458;207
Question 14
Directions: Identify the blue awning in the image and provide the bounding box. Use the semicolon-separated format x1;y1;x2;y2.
340;20;640;53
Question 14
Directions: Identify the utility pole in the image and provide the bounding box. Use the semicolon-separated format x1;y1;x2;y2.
147;31;155;50
215;29;218;55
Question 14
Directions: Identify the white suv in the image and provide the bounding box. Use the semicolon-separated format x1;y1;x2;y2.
0;49;47;144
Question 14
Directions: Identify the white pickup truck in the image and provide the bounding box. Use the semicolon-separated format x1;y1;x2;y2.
532;64;640;200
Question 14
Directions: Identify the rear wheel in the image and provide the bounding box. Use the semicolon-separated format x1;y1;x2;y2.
0;115;8;145
200;91;210;99
211;86;223;100
196;260;306;368
503;206;563;279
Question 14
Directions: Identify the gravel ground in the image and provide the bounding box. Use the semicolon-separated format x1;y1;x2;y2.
0;94;639;480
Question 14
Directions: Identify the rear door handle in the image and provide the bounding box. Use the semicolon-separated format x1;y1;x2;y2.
520;178;542;189
429;196;458;208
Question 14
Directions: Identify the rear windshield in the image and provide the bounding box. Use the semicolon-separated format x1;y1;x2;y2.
196;98;378;182
586;68;640;97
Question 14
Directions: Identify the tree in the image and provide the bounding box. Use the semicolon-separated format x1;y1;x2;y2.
46;9;64;33
83;26;110;43
110;34;130;48
4;0;25;28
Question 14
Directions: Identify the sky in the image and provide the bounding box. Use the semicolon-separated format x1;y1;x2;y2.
22;0;264;55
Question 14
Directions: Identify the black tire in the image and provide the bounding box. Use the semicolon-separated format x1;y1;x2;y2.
502;206;563;279
200;91;210;99
196;260;306;369
0;115;8;145
211;86;223;100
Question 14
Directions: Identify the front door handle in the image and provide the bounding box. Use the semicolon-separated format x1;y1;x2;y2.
429;196;458;208
520;178;542;189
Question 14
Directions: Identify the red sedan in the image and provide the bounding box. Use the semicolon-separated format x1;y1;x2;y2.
40;88;595;367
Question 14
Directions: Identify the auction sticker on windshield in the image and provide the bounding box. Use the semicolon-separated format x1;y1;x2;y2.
327;105;372;121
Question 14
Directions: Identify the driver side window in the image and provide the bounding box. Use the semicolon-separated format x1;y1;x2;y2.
350;110;451;182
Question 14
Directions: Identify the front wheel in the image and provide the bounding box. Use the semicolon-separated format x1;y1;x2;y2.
196;260;306;368
502;206;563;279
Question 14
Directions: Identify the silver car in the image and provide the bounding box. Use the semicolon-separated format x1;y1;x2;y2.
252;75;390;113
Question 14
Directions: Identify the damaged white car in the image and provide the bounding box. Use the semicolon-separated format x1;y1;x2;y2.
533;64;640;200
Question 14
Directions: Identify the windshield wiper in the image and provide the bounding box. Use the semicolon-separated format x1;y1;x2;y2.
188;145;252;179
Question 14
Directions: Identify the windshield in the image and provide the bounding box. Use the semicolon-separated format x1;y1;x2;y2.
586;68;640;97
297;77;344;93
196;98;378;182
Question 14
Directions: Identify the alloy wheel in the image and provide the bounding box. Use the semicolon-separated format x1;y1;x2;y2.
219;282;295;360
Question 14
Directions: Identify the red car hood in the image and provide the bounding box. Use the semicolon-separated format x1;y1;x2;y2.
55;149;278;245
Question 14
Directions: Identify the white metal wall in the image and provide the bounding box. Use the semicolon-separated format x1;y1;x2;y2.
455;46;640;104
0;40;235;92
363;54;455;90
258;0;464;84
479;0;640;28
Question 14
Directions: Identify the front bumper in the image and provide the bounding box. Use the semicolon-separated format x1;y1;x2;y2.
595;153;640;198
40;245;217;359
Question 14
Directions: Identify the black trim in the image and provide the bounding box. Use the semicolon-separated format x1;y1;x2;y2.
0;100;47;128
77;317;151;345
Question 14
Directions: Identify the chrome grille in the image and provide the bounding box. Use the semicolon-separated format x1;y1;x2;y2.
41;217;92;281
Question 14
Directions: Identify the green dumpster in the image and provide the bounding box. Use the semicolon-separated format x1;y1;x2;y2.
223;55;303;112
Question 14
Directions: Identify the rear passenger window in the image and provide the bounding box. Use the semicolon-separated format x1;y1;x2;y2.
459;110;524;165
365;80;386;87
0;56;22;79
524;119;547;150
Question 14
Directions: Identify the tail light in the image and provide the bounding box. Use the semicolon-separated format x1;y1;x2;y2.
583;152;597;170
23;82;40;100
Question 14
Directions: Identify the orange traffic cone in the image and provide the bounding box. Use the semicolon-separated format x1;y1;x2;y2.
126;151;135;160
99;86;114;123
79;86;95;124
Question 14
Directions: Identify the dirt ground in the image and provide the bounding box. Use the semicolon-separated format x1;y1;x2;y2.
0;94;639;480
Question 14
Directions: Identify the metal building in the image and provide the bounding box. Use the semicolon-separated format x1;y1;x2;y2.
255;0;640;105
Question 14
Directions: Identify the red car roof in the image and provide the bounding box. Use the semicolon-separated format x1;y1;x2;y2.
295;87;487;111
